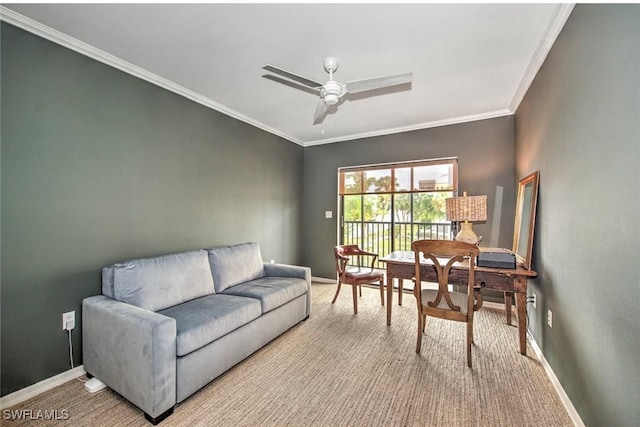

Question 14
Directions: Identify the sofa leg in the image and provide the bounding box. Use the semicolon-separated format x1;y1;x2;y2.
144;407;174;425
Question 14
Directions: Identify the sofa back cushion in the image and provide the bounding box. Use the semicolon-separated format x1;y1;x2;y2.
107;249;215;312
207;242;265;293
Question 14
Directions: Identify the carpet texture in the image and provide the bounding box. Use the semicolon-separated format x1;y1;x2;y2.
3;283;573;426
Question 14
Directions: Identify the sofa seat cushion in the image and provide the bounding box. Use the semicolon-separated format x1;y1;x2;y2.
158;294;261;357
221;277;308;314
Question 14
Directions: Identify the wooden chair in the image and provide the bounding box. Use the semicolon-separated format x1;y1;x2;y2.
411;239;481;367
333;245;385;314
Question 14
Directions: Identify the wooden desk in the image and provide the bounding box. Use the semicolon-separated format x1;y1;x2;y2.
380;251;537;355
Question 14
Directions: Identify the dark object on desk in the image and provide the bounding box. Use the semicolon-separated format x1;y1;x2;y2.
477;248;516;269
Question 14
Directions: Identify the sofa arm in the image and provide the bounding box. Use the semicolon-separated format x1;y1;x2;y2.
82;296;177;419
263;263;312;316
263;262;309;280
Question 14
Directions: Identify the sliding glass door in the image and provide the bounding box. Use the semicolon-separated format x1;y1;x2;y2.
339;158;458;268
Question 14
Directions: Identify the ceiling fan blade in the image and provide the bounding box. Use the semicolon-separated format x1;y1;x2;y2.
313;99;329;122
346;72;413;95
262;75;321;95
263;65;323;89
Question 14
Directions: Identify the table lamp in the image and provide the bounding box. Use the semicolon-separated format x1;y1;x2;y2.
445;192;487;244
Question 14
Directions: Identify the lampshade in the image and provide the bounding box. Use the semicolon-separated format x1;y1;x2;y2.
445;193;487;222
445;192;487;244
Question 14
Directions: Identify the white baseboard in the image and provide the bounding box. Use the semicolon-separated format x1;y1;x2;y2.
311;276;336;284
0;365;86;410
482;300;506;311
528;334;585;427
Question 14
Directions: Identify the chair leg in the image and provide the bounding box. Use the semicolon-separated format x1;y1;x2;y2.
416;311;424;354
466;321;473;368
352;283;358;314
359;284;362;297
331;280;342;304
379;280;385;306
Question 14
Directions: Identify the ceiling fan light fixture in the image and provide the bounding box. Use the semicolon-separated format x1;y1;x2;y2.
322;80;343;105
324;93;339;105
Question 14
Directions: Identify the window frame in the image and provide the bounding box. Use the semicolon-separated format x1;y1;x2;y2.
338;158;459;263
339;157;458;196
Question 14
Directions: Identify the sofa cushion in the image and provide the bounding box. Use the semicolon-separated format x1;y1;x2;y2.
207;242;265;293
221;276;308;314
111;250;215;312
158;294;261;357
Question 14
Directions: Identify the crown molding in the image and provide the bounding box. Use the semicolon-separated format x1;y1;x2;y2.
508;3;575;112
2;5;571;148
0;6;304;147
303;109;513;147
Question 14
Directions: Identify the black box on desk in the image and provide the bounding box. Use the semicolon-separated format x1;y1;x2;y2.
477;248;516;269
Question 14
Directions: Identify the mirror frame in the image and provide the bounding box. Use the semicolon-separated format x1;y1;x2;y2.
512;171;539;270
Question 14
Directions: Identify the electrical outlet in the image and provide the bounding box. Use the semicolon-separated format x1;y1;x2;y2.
62;311;75;331
532;292;537;309
547;309;553;328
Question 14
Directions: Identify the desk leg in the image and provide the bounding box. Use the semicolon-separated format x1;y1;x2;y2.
515;292;527;356
398;279;403;306
386;275;393;325
504;292;513;326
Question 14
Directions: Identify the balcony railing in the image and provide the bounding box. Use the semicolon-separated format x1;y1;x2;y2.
342;220;453;268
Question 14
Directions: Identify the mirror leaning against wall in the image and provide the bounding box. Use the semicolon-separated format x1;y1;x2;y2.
512;171;539;270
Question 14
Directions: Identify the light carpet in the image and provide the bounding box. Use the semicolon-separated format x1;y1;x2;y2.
3;283;573;426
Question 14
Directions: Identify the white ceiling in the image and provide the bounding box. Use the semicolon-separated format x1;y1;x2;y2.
2;3;574;146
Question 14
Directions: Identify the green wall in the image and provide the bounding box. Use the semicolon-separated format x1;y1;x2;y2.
7;7;639;424
1;23;303;396
515;5;640;426
302;116;516;279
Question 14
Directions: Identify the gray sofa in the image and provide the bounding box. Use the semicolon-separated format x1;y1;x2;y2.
82;242;311;424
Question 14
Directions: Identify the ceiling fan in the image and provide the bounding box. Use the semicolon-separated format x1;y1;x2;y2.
263;57;413;123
